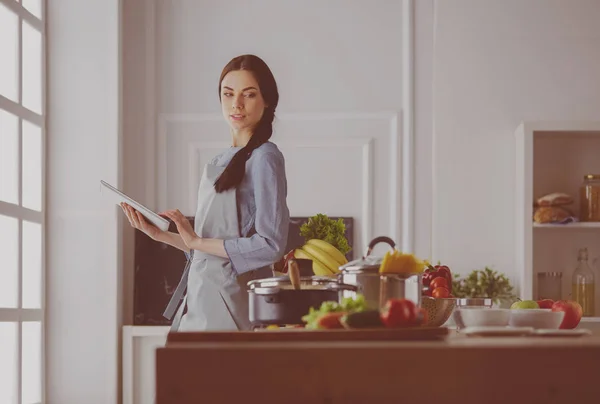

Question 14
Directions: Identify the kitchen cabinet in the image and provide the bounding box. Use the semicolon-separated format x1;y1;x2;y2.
123;322;600;403
155;330;600;403
515;121;600;318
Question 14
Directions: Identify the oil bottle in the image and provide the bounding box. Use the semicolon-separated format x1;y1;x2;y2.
571;247;595;316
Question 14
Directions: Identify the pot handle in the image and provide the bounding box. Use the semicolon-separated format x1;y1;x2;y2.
328;283;358;292
288;259;301;290
365;236;396;257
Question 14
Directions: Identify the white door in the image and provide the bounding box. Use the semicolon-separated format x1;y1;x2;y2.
0;0;46;403
125;0;413;258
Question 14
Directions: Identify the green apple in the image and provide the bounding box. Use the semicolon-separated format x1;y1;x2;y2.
510;300;540;309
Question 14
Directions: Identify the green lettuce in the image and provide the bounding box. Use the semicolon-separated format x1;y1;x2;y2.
301;295;369;329
299;214;351;255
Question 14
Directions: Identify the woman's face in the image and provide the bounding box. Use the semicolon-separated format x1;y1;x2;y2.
220;70;266;133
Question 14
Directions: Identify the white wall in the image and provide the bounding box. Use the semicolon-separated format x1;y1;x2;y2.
122;0;149;326
42;0;600;401
413;0;434;261
121;0;417;325
432;0;600;289
46;1;122;403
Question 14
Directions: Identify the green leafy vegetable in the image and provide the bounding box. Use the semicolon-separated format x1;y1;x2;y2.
299;214;351;255
452;267;516;305
302;295;369;329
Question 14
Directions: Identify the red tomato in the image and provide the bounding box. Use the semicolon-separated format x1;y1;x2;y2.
432;287;450;298
430;277;449;290
380;299;417;328
316;312;346;329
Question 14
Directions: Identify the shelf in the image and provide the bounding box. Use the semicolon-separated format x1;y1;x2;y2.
534;222;600;228
515;121;600;316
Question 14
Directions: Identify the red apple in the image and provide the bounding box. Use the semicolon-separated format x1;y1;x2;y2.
536;299;554;309
551;300;583;329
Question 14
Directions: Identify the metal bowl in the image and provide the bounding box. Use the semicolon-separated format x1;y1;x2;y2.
421;297;457;327
455;298;493;308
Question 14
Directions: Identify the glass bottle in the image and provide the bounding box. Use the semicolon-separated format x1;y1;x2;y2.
580;174;600;222
571;247;595;316
537;272;562;301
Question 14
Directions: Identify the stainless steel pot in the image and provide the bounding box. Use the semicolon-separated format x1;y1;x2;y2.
247;275;357;327
337;236;422;309
379;273;422;308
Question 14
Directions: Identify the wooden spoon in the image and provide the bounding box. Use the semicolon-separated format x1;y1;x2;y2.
288;259;301;290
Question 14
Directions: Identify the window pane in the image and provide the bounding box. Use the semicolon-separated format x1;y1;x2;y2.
0;215;19;308
22;21;42;114
0;4;19;102
22;0;42;19
22;120;42;212
0;109;19;204
22;220;41;309
22;321;42;404
0;322;18;404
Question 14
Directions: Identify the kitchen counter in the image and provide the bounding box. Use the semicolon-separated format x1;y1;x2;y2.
155;329;600;404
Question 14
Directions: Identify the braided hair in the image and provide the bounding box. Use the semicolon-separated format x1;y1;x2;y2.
214;55;279;193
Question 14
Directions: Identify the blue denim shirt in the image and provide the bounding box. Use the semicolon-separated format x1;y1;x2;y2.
187;141;290;275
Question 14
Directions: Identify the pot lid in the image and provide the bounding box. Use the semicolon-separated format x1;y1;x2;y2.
340;236;397;273
247;275;339;290
339;256;383;273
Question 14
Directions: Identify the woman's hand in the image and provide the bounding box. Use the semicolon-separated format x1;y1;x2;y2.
121;202;164;240
162;209;200;250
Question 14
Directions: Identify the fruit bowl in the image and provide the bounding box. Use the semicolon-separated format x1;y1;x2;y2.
421;297;457;327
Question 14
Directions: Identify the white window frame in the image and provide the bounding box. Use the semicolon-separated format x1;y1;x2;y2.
0;0;46;403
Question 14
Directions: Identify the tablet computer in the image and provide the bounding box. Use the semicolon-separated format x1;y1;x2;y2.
100;180;170;232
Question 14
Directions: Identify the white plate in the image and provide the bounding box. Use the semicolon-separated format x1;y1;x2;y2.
462;326;534;337
532;328;592;337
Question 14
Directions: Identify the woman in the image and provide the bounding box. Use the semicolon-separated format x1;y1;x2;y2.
121;54;290;331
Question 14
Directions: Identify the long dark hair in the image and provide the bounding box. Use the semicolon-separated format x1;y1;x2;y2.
214;54;279;193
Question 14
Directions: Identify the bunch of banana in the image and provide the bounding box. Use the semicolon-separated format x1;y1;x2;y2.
293;239;348;276
379;249;426;274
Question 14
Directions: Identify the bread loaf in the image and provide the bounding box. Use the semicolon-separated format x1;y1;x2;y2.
536;192;573;207
533;206;573;224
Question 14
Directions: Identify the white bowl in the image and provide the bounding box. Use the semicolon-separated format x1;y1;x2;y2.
509;309;565;329
453;308;511;329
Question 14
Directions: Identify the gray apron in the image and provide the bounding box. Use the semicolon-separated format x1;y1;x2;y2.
163;163;263;332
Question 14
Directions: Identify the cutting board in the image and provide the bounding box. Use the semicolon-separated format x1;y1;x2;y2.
166;326;449;344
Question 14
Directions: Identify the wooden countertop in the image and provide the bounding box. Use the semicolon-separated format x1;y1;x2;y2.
155;329;600;404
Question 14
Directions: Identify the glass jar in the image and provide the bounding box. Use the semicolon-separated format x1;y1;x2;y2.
537;272;562;301
580;174;600;222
